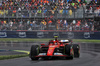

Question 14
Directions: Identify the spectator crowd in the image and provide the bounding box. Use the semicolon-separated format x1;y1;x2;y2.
0;0;99;31
0;0;88;17
0;18;94;31
85;0;100;17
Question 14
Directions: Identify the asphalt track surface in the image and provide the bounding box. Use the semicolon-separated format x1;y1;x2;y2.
0;42;100;66
0;51;26;55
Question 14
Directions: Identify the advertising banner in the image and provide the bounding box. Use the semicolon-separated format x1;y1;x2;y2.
0;31;99;39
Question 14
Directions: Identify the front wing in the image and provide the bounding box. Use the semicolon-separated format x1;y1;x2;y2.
35;53;68;57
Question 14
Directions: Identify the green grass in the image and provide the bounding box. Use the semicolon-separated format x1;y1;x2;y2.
0;50;29;60
0;38;100;43
0;38;52;42
73;39;100;43
0;54;28;60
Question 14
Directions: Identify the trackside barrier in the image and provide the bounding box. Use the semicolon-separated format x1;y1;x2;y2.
0;31;100;39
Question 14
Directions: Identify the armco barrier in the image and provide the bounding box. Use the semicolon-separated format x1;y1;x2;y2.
0;31;100;39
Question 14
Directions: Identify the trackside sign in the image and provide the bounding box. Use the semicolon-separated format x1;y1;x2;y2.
0;31;99;39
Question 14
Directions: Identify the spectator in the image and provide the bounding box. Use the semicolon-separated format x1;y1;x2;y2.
27;19;30;25
56;19;60;30
0;20;2;26
18;7;22;17
72;20;76;30
76;20;81;30
28;26;32;31
84;22;89;30
40;20;47;30
9;20;13;31
60;19;63;30
48;19;52;26
69;9;72;16
32;20;37;30
63;20;68;30
9;20;13;27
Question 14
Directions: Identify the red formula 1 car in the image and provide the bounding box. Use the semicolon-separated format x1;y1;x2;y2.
29;37;80;60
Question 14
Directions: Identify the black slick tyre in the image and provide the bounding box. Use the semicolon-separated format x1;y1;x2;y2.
73;44;80;58
30;45;40;60
65;44;74;59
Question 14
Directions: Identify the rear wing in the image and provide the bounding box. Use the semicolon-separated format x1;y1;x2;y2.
60;40;69;43
60;39;72;43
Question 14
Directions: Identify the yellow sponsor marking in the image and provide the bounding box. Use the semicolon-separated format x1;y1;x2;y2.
50;48;53;49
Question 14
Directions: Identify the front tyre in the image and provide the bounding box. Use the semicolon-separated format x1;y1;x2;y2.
30;45;40;60
65;45;74;59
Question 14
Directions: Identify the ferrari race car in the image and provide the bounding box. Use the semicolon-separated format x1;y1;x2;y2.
29;37;80;60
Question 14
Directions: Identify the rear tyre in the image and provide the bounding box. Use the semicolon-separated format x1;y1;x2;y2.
73;44;80;58
65;45;74;59
30;45;40;60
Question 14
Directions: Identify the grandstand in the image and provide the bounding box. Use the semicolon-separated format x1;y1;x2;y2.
0;0;99;31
